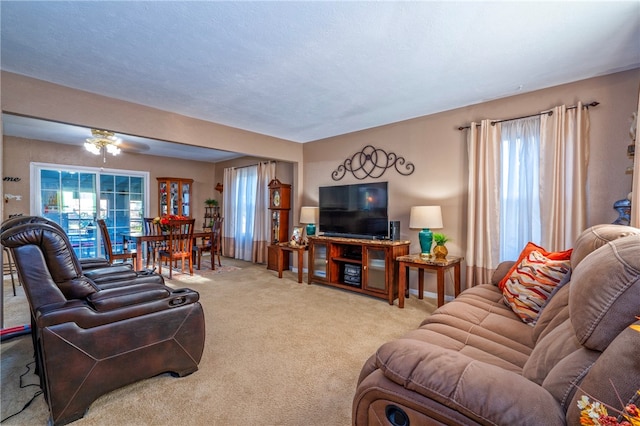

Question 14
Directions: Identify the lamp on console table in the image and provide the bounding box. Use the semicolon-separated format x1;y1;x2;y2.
409;206;443;258
300;206;318;237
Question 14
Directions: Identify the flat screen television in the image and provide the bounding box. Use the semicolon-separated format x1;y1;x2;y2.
319;181;388;239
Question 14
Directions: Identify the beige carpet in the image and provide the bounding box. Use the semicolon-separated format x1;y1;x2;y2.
1;257;435;425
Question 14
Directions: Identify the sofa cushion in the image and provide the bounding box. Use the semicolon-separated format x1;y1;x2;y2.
418;284;535;371
498;242;572;291
532;283;571;343
502;249;572;325
523;319;584;385
570;234;640;351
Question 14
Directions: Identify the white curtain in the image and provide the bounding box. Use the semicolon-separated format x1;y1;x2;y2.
500;116;541;261
466;103;590;288
221;162;276;263
222;167;236;257
252;162;275;263
539;102;590;249
465;119;501;286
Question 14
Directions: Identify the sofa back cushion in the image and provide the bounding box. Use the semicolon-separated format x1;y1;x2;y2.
565;321;640;424
570;224;640;267
570;234;640;352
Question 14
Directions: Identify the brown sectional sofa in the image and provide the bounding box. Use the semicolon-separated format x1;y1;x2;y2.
353;224;640;425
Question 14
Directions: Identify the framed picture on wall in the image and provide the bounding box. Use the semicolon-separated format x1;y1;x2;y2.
290;226;304;246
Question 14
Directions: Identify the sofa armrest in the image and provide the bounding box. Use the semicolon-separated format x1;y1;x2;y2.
491;260;516;285
35;288;200;329
373;339;565;425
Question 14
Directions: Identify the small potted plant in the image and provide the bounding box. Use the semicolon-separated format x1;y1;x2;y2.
432;233;450;261
205;198;218;207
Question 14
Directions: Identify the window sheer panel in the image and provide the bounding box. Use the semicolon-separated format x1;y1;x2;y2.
499;116;541;261
233;166;258;261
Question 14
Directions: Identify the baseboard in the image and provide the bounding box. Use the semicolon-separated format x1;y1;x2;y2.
408;288;454;303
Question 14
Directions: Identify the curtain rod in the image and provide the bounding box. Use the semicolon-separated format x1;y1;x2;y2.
231;160;274;170
457;101;599;131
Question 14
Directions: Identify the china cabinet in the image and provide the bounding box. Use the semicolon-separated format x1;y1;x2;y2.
157;177;193;217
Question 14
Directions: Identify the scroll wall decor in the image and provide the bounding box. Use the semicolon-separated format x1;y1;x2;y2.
331;145;415;181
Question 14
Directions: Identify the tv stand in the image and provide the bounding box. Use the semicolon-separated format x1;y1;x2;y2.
307;235;410;305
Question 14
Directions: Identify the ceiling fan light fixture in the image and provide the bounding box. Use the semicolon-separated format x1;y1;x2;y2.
85;129;122;162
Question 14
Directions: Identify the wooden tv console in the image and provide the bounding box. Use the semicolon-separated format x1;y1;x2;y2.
307;235;410;304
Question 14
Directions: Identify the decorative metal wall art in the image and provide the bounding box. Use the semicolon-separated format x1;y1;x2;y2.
331;145;415;181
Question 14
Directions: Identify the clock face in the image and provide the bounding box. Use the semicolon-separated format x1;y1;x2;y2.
273;190;281;207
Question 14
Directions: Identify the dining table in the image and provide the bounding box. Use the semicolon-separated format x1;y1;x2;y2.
120;229;212;271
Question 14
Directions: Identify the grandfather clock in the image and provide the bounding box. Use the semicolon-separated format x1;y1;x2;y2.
267;178;291;271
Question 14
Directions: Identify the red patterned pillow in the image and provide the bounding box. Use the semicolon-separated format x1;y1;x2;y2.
498;242;573;291
502;249;572;325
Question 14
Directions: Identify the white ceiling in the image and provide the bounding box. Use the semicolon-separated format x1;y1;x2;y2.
1;1;639;158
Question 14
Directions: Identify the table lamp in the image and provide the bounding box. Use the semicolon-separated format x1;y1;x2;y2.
409;206;443;257
300;206;318;237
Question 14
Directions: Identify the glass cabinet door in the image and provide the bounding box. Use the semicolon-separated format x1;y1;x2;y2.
311;242;329;281
181;181;190;216
363;247;387;293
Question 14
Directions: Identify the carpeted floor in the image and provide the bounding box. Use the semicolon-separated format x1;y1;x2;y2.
1;257;435;425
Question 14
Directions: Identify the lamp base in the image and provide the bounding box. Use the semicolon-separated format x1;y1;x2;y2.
418;228;433;256
306;224;316;237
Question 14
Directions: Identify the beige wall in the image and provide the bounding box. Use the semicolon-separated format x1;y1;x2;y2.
2;136;220;225
303;68;640;295
2;69;639;296
1;71;305;209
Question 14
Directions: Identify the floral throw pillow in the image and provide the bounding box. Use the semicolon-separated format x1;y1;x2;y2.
502;249;572;325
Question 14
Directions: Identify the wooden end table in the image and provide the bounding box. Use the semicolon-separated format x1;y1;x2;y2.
396;254;463;308
276;243;308;283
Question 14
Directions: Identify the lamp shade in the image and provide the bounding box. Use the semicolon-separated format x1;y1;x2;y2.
300;206;318;237
299;207;318;224
409;206;443;256
409;206;443;229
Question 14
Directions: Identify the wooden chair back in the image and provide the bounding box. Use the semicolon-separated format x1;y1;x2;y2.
193;217;223;270
97;219;137;265
158;218;195;278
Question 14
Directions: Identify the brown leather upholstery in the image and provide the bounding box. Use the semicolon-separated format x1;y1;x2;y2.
353;224;640;426
1;220;205;426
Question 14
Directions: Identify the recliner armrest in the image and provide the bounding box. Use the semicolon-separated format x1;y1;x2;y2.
84;265;137;284
87;283;171;311
35;288;201;329
79;257;111;270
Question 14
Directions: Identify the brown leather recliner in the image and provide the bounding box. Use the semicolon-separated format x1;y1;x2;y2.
1;221;206;426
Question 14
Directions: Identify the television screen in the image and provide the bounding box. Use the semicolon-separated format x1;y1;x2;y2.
319;182;388;239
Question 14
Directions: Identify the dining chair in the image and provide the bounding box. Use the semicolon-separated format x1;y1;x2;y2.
143;217;164;269
3;246;20;296
158;218;195;278
193;217;223;270
97;219;138;266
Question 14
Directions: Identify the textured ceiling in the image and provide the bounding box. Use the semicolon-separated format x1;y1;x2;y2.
2;1;639;150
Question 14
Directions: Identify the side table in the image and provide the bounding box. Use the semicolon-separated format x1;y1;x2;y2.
276;243;308;283
396;254;462;308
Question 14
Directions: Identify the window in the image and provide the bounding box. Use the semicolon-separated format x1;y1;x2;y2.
32;163;148;259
